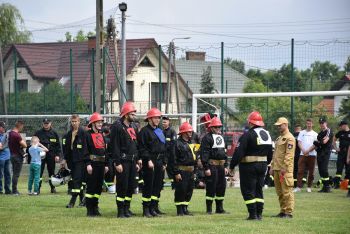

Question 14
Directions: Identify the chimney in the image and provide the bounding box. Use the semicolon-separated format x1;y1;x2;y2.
88;36;96;51
186;51;206;61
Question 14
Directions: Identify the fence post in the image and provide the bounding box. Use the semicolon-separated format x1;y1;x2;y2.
221;42;224;126
8;80;10;113
290;38;294;128
13;49;17;114
158;45;162;111
91;48;95;113
70;48;73;114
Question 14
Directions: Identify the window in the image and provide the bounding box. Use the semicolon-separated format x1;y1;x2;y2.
139;56;154;67
151;82;170;105
126;81;134;101
16;80;28;92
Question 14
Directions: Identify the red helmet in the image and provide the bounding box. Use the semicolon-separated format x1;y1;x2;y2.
200;113;212;128
178;122;193;135
208;117;222;128
247;111;264;127
89;112;104;126
145;108;162;120
120;102;136;117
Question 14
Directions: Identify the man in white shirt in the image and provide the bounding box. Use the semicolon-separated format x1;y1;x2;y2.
294;119;318;193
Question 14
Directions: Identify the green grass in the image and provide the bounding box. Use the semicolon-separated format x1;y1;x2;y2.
1;174;350;234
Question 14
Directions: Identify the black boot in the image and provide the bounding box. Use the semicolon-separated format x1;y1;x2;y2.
143;203;152;218
215;200;228;214
124;201;135;217
333;177;340;189
319;180;331;193
38;180;42;195
246;203;258;220
149;201;159;217
78;195;86;207
66;194;77;208
176;205;184;216
154;201;166;215
93;199;101;216
182;205;193;216
256;202;263;220
206;200;213;214
347;189;350;198
49;180;56;194
117;201;126;218
86;199;95;217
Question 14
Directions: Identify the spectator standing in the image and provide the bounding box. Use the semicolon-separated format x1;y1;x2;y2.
0;121;11;194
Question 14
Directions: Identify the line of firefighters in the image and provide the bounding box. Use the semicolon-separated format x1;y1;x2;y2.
57;102;349;220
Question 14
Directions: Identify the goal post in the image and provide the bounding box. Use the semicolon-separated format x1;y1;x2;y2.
191;90;350;133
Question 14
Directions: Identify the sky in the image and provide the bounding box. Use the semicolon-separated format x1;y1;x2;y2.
3;0;350;69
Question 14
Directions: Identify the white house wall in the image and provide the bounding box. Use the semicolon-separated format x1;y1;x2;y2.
4;60;43;93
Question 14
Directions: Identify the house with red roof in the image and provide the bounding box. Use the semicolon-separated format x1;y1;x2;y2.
2;37;192;114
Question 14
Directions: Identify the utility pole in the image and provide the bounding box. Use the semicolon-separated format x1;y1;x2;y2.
119;2;127;106
173;45;180;114
0;43;7;114
165;42;172;113
95;0;103;113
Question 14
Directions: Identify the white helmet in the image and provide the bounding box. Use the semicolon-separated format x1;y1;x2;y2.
51;168;71;187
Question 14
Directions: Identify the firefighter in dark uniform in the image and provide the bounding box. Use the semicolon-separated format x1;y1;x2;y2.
313;117;333;193
138;108;167;217
109;102;142;218
333;120;350;189
162;116;177;190
103;124;115;193
84;112;109;217
34;118;61;194
61;114;87;208
200;117;228;214
173;122;198;216
230;111;273;220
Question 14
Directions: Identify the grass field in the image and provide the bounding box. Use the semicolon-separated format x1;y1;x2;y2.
1;173;350;234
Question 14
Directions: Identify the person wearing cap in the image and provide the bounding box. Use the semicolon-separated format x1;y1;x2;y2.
162;116;177;190
61;114;88;208
270;117;295;218
84;112;109;217
34;118;61;194
200;117;229;215
173;122;199;216
332;120;350;189
312;117;334;193
138;107;167;217
230;111;273;220
0;121;11;194
108;102;141;218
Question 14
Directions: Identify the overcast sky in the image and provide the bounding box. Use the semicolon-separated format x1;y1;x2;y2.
3;0;350;69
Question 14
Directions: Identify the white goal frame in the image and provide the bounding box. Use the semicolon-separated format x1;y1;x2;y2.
191;90;350;132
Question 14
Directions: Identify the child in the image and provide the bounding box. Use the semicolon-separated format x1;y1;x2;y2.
28;136;48;195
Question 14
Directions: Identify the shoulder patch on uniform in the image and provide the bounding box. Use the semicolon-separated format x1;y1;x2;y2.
288;143;293;149
282;138;286;141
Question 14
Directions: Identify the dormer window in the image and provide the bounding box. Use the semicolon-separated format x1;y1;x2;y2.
139;56;154;67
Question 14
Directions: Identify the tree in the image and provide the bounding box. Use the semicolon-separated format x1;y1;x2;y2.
344;56;350;72
0;3;31;46
198;66;219;113
65;32;72;42
224;58;245;74
63;30;95;42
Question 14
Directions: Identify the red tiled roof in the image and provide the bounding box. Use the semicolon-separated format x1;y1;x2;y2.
317;99;334;115
3;38;159;102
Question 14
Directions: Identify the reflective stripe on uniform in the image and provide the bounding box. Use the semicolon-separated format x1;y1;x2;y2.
85;194;94;198
138;180;144;184
151;196;159;201
270;175;274;180
71;189;81;193
322;177;329;181
245;199;256;204
215;196;224;200
206;196;215;201
175;201;189;205
82;182;86;185
255;198;264;203
125;196;132;201
116;197;125;202
335;174;342;178
302;178;307;182
142;197;151;202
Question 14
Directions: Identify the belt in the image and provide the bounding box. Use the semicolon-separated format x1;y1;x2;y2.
177;166;194;172
240;156;267;163
89;155;105;162
121;153;136;161
209;159;225;166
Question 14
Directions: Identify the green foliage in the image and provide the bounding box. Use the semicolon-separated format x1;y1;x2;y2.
64;30;95;42
344;56;350;72
0;3;31;46
7;81;88;114
224;58;245;74
198;66;220;113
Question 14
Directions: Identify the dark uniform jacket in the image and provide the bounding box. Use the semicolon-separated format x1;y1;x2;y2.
163;127;177;157
230;126;273;169
34;128;61;156
109;119;138;166
335;130;350;153
173;137;198;175
62;127;88;163
200;132;227;170
84;129;107;166
314;128;333;153
137;124;167;165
